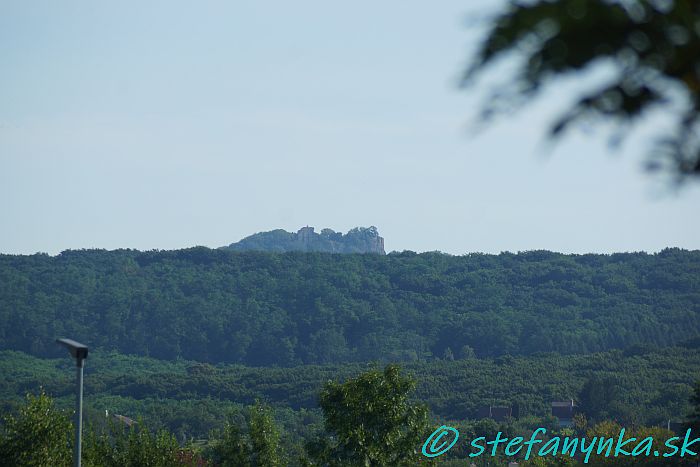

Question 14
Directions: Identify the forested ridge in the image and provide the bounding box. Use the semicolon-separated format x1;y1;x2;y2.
2;247;700;464
1;247;699;366
2;346;699;440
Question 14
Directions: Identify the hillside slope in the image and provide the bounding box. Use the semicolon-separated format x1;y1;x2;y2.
0;248;698;365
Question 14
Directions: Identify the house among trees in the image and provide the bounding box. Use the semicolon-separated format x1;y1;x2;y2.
551;400;576;427
106;410;137;427
477;405;514;422
113;414;137;427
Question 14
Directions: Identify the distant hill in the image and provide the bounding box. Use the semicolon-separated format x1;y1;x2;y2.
222;226;385;254
1;247;699;366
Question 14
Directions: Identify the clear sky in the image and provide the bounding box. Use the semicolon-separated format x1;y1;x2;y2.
1;1;699;255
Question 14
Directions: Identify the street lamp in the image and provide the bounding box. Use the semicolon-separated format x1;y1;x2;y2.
56;338;88;467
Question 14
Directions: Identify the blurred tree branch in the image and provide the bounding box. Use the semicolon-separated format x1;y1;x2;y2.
464;0;700;182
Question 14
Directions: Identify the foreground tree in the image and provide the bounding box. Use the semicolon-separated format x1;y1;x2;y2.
0;391;72;466
0;390;204;466
207;420;251;467
307;364;431;466
465;0;700;181
83;419;189;467
584;420;676;466
248;402;282;467
687;380;700;433
207;401;282;467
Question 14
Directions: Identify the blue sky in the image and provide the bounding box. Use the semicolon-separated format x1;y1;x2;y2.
1;1;699;255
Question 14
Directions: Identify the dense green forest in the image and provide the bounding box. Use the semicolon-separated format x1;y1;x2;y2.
0;365;433;466
1;248;699;366
2;247;700;464
2;346;699;441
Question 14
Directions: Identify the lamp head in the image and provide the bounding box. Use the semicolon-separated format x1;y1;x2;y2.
56;338;88;361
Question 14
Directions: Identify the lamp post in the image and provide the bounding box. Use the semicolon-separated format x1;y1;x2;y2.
56;338;88;467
